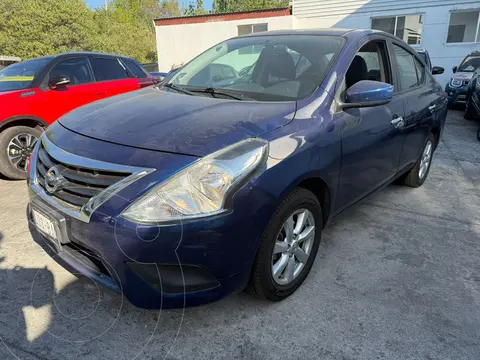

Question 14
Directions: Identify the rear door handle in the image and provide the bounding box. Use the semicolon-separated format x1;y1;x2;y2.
429;104;436;112
391;116;404;127
95;91;106;96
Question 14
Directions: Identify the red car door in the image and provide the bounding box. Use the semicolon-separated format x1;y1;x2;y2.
89;57;141;100
43;57;100;121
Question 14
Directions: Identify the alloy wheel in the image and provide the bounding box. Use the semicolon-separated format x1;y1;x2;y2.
419;140;433;179
271;208;315;285
7;133;37;172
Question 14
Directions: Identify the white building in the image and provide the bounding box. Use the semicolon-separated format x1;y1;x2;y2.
155;1;480;86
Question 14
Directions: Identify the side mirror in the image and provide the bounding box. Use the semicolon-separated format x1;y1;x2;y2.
340;80;394;109
432;66;444;75
452;66;457;73
48;76;70;89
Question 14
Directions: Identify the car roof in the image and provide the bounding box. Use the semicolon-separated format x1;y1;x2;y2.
240;28;383;39
51;51;134;60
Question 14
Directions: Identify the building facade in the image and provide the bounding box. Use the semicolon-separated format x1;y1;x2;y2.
155;0;480;86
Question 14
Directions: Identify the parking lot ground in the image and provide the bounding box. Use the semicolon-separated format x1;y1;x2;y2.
0;109;479;360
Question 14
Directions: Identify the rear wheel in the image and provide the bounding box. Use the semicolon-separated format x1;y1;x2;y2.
477;126;480;141
402;133;435;188
247;187;322;301
464;97;477;120
0;126;42;180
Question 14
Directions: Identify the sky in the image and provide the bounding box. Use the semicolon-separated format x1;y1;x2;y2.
85;0;214;11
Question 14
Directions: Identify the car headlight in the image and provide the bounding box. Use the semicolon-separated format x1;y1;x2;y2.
122;138;269;223
450;78;463;87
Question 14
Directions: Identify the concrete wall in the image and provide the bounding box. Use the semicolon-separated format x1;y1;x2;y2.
155;16;295;72
295;1;480;86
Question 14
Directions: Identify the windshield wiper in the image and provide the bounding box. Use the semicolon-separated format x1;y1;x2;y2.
189;87;249;101
162;83;195;96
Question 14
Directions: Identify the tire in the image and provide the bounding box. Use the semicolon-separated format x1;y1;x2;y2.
477;126;480;142
402;133;435;188
464;97;477;120
247;187;322;301
0;126;42;180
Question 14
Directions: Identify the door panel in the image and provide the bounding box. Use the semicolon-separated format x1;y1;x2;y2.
397;84;436;171
90;57;141;100
390;43;437;172
43;57;99;120
334;38;404;213
94;78;140;100
44;83;101;121
334;100;404;213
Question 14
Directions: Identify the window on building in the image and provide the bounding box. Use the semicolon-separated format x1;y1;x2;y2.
238;24;268;54
447;10;480;43
372;15;423;45
392;44;420;91
90;57;130;81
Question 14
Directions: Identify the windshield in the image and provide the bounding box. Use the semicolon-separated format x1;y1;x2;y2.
458;56;480;72
0;58;50;92
167;35;344;101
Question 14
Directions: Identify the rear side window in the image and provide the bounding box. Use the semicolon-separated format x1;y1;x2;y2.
414;58;426;85
123;59;148;78
49;57;93;85
392;44;419;91
90;57;130;81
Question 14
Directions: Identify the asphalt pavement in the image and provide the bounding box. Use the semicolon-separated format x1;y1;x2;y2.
0;109;479;360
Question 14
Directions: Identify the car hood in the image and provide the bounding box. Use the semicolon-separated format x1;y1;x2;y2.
58;87;296;157
452;72;475;81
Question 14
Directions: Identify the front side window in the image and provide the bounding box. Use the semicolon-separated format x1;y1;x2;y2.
447;10;480;43
458;56;480;72
372;14;423;45
90;57;130;81
49;58;93;85
392;44;419;91
345;41;390;89
167;35;344;101
0;58;50;92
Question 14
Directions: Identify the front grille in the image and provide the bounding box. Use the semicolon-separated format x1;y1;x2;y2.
464;80;470;86
36;143;131;208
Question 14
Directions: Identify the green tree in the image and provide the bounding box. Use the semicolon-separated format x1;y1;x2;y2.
91;2;157;62
184;0;207;16
158;0;182;17
0;0;97;60
213;0;289;13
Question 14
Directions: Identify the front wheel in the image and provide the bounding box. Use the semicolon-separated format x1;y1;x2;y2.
0;126;42;180
402;133;435;188
247;187;322;301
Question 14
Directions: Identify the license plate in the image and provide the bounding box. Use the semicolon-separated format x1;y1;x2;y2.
32;209;57;240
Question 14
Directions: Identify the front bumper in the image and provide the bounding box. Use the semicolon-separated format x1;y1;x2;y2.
27;189;264;309
445;85;468;105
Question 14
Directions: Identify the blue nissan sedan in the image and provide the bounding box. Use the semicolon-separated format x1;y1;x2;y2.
27;29;447;309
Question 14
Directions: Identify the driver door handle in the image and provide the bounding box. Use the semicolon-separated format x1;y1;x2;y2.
429;104;436;113
391;116;404;127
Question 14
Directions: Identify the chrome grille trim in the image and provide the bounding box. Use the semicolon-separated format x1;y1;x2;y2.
29;134;155;223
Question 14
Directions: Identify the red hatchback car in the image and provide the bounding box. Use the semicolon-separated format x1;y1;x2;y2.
0;52;156;179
